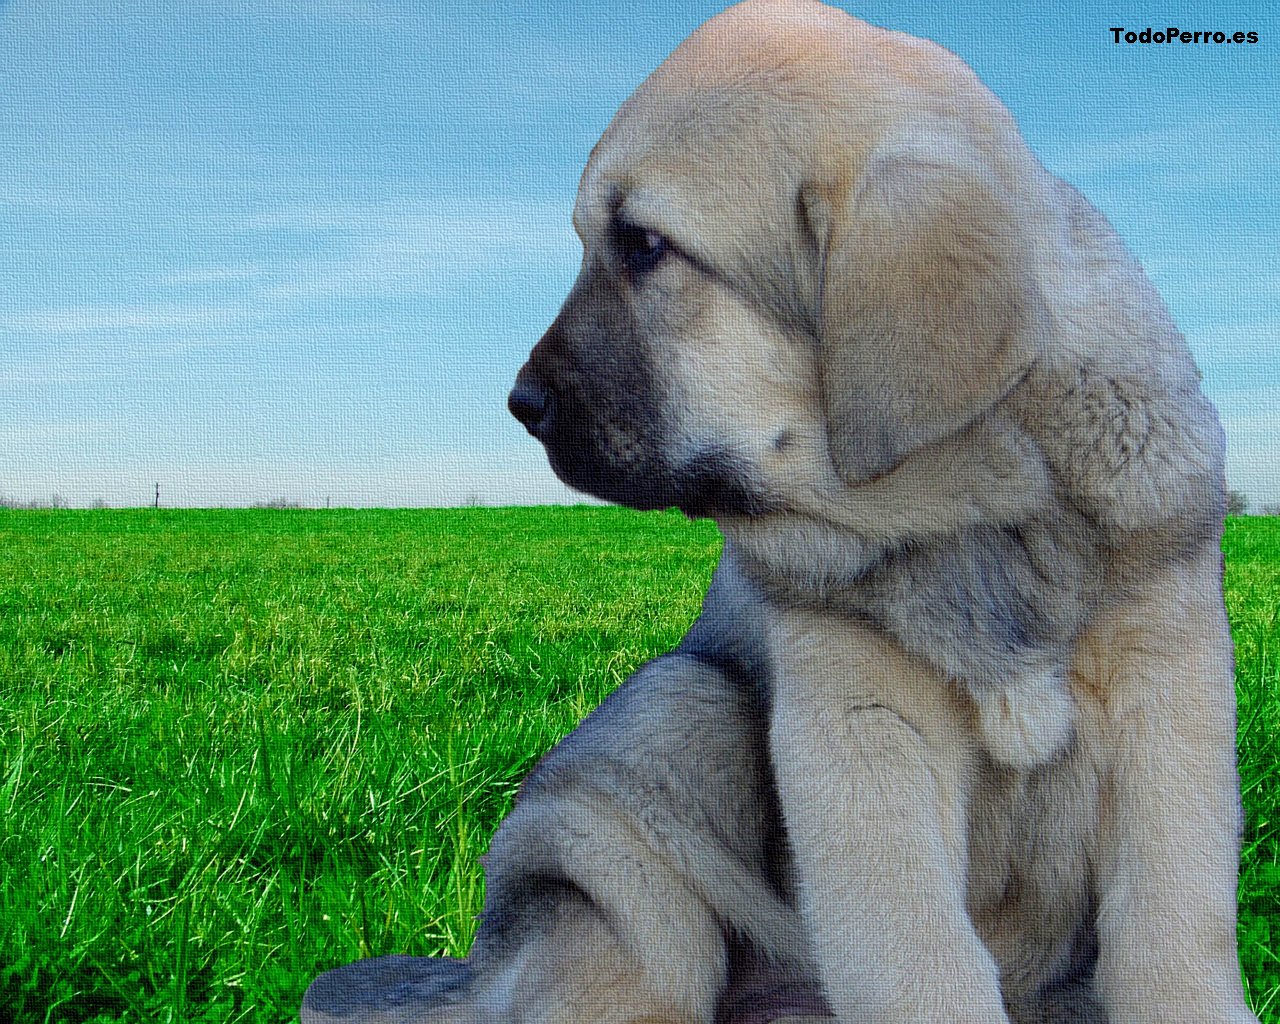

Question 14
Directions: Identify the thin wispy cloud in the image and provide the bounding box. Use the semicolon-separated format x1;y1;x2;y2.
5;195;575;333
1;303;258;334
200;1;388;18
246;196;576;277
157;264;276;288
1047;119;1279;187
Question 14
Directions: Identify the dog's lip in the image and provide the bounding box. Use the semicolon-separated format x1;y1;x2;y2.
674;449;776;518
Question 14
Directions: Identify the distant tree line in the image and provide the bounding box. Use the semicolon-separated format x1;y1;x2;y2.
1228;490;1280;516
0;494;102;509
0;497;320;509
2;491;1277;514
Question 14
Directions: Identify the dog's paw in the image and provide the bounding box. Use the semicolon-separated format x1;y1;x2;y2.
972;672;1075;769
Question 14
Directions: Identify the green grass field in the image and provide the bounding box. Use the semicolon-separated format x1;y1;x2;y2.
0;508;1276;1023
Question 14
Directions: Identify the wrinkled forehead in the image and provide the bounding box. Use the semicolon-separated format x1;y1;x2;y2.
572;39;832;240
573;87;782;243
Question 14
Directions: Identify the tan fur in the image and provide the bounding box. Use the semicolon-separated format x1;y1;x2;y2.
641;3;1243;1021
305;3;1254;1022
557;0;1249;1020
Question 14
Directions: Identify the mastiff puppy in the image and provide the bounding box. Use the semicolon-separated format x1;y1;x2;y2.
304;2;1256;1022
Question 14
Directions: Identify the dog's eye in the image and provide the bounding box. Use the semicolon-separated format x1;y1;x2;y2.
615;222;669;276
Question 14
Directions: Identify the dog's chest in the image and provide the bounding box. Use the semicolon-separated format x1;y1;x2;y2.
966;754;1099;985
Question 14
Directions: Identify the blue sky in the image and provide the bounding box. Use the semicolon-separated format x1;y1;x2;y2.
1;0;1276;508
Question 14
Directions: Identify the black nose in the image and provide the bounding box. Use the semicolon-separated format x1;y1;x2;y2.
508;374;549;437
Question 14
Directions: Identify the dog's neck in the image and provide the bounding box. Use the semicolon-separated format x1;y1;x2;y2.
715;511;888;614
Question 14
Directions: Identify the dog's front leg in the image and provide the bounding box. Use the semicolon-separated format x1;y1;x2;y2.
767;607;1010;1024
1082;548;1259;1024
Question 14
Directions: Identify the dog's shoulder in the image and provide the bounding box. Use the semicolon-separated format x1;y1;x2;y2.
519;545;772;800
1016;178;1226;547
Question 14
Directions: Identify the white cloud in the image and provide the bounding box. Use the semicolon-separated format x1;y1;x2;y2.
1;193;578;349
25;1;388;19
1044;119;1280;190
156;263;274;287
246;194;578;279
1222;405;1280;506
1185;321;1280;368
154;194;577;312
1187;322;1280;504
0;302;256;334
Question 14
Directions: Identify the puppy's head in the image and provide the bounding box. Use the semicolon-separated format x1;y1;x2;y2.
511;0;1050;517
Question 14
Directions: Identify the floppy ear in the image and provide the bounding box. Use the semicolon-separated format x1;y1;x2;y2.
807;140;1047;483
